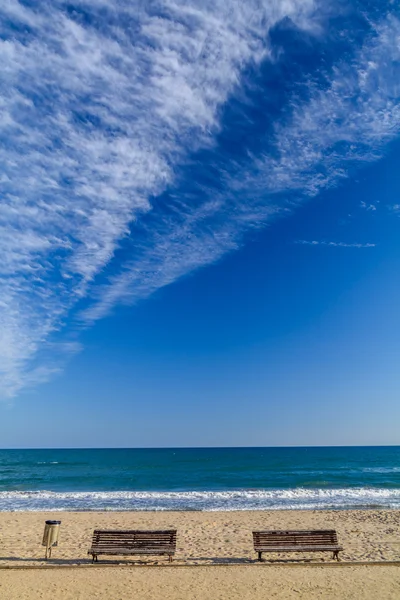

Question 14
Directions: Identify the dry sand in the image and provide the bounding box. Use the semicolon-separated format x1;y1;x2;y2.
1;565;400;600
0;510;399;599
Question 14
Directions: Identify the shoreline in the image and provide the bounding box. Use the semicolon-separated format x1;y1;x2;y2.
1;506;400;512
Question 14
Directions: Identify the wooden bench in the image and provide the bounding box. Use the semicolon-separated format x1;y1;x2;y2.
253;529;342;562
88;529;177;563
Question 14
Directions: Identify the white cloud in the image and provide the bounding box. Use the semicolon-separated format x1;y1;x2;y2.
261;14;400;196
0;0;318;397
295;241;376;248
84;13;400;321
360;201;377;211
0;3;399;398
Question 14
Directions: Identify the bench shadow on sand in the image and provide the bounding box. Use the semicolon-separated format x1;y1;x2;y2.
0;555;323;566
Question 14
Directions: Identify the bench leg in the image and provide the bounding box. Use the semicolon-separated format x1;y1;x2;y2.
168;554;173;563
333;551;340;562
258;552;263;562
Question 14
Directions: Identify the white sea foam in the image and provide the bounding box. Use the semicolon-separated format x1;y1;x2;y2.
0;488;399;511
362;467;400;474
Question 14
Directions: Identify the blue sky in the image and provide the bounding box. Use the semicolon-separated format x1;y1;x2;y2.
0;0;399;447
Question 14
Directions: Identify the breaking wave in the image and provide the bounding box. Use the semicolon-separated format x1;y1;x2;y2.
0;487;399;511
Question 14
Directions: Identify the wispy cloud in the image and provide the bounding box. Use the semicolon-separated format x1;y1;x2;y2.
295;241;376;248
360;201;377;211
0;0;318;397
0;2;399;397
261;14;400;197
84;11;400;320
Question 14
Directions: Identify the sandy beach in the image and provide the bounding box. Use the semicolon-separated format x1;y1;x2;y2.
0;510;399;598
1;564;399;600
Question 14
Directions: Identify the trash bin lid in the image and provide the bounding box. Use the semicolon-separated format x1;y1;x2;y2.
45;520;61;525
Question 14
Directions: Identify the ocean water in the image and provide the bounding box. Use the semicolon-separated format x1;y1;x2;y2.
0;447;399;511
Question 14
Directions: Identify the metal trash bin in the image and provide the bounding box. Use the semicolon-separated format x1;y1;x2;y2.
42;520;61;559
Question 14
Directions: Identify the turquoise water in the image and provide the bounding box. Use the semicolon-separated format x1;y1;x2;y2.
0;447;399;511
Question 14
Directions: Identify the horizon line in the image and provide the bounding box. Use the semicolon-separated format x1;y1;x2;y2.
1;444;399;451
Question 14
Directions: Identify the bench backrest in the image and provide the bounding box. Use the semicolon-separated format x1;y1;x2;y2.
253;530;339;548
90;530;177;551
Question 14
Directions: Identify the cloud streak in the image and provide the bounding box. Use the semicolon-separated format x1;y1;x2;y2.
0;1;399;397
295;241;376;248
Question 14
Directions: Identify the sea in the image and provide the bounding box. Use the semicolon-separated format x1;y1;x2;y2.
0;446;399;512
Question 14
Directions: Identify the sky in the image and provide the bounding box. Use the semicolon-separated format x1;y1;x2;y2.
0;0;400;448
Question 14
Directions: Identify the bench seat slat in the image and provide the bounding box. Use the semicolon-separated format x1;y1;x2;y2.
92;530;175;534
254;530;336;534
254;546;343;552
91;551;174;555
